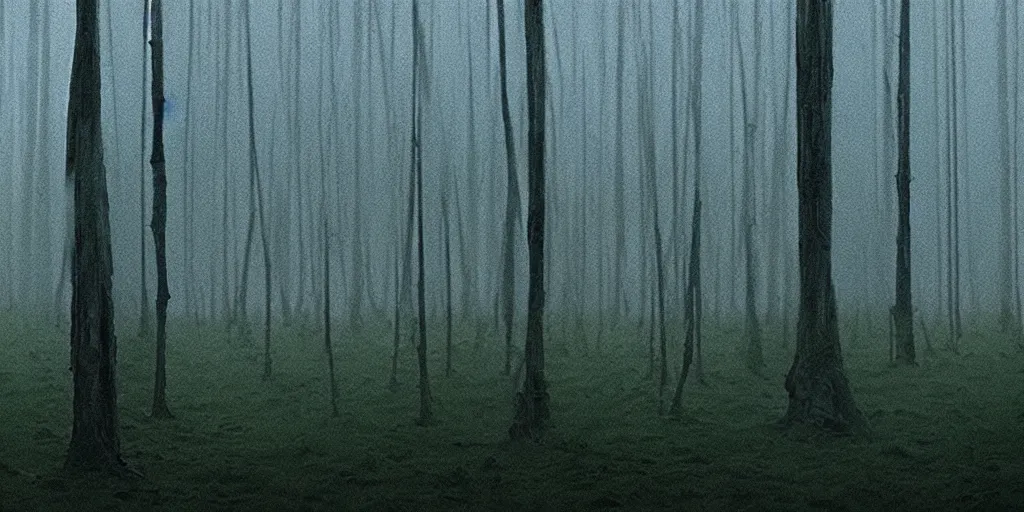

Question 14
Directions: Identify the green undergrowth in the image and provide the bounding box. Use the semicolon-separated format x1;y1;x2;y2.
0;314;1022;511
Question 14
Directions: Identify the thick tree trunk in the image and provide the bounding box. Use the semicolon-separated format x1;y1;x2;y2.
783;0;867;435
65;0;125;473
892;0;915;365
149;0;173;419
510;0;548;441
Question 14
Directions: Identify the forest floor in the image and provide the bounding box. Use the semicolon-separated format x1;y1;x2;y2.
0;314;1022;511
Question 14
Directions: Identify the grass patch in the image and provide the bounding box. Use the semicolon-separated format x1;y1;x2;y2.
0;314;1021;511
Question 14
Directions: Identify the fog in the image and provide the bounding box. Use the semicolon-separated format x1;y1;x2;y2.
0;0;1020;332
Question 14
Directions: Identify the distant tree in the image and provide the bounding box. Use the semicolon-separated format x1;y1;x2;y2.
243;0;273;379
782;0;867;434
997;0;1016;336
892;0;915;365
669;0;704;416
509;0;548;441
735;2;763;373
65;0;125;472
316;24;339;417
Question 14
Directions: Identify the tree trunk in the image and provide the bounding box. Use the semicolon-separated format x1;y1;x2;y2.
243;0;273;379
735;5;763;373
149;0;173;419
783;0;867;435
892;0;915;365
138;0;150;340
412;0;433;425
65;0;125;473
443;194;453;378
510;0;548;441
317;37;338;417
496;0;522;377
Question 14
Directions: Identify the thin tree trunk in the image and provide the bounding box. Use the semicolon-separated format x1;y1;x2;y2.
412;0;433;425
149;0;173;419
497;0;523;377
138;0;150;339
243;0;273;380
892;0;915;365
509;0;548;441
317;34;338;417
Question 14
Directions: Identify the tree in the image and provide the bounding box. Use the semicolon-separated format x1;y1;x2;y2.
243;0;273;379
138;0;151;339
782;0;867;434
669;0;704;415
892;0;914;365
316;21;339;416
412;0;433;425
65;0;125;472
149;0;173;418
509;0;548;441
496;0;523;376
735;2;763;373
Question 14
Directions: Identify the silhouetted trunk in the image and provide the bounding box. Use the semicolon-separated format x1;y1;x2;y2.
65;0;125;473
443;194;453;378
892;0;915;365
149;0;173;419
317;38;338;417
509;0;548;441
497;0;522;376
412;0;433;425
669;0;704;414
782;0;867;434
138;0;150;340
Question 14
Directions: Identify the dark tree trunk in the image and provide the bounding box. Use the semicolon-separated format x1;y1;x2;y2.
412;0;433;425
496;0;522;377
735;5;762;374
892;0;915;365
138;0;150;340
782;0;867;434
149;0;173;419
65;0;125;473
509;0;548;441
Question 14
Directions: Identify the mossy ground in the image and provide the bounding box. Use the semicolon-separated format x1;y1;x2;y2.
1;314;1022;511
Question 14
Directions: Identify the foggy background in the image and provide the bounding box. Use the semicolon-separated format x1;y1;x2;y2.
0;0;1018;333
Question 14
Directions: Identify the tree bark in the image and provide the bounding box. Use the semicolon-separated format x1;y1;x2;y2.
412;0;433;425
65;0;125;473
510;0;548;441
783;0;867;435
